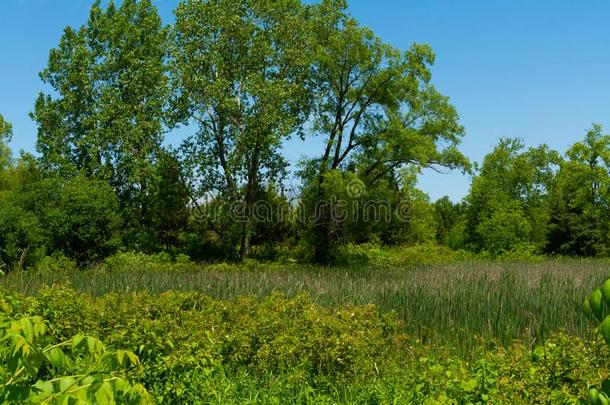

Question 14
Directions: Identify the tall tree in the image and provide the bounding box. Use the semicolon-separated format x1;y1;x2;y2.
302;14;470;262
464;138;561;255
146;152;191;252
31;0;169;247
547;125;610;256
171;0;321;259
0;114;12;174
433;196;464;247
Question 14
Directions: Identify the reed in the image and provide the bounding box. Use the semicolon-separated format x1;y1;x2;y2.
2;259;607;352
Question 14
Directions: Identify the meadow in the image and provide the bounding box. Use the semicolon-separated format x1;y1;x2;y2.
2;254;608;354
4;0;610;402
3;256;610;403
4;249;610;403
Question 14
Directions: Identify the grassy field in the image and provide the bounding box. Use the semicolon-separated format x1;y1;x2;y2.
2;259;607;353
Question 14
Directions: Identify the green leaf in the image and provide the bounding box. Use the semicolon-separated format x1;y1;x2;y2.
3;384;33;403
45;346;71;370
95;381;114;405
72;334;85;351
32;380;54;394
58;376;77;393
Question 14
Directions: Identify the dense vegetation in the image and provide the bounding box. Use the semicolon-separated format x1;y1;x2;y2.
2;281;610;403
3;0;610;402
4;0;610;270
0;252;607;352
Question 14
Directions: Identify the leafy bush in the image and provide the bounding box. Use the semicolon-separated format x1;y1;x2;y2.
333;243;474;267
100;252;196;272
476;202;533;256
32;254;77;275
0;191;43;272
23;176;122;265
0;296;151;404
583;278;610;404
0;285;606;403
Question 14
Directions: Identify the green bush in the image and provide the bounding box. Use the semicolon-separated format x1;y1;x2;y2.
583;278;610;404
0;191;43;272
0;295;151;404
32;254;77;275
0;285;606;403
22;176;122;265
333;243;474;267
100;252;195;272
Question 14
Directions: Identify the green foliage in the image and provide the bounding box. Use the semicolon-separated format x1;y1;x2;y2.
475;200;533;255
145;153;191;252
31;0;170;256
0;172;121;270
432;196;464;246
248;184;296;260
0;191;44;272
0;114;13;176
22;176;122;265
172;0;319;260
123;152;192;253
101;251;195;272
32;0;168;182
32;254;77;275
0;284;606;403
298;170;370;261
464;138;561;256
0;115;11;139
580;277;610;404
332;243;472;267
374;167;437;246
547;125;610;256
301;7;470;262
299;167;439;263
0;296;151;404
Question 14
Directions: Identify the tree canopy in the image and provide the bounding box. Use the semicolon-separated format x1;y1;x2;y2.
2;0;610;268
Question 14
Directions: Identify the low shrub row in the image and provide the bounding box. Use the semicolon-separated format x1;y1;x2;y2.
1;286;608;403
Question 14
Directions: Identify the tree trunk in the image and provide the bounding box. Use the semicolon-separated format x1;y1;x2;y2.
312;198;337;264
239;138;260;261
240;218;252;260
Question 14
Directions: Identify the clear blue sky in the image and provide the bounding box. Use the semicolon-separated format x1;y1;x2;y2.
2;0;610;201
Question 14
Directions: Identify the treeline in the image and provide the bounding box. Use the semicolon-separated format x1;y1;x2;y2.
0;0;606;270
441;127;610;258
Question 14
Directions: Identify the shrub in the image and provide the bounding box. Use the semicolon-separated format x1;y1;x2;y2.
22;176;122;265
101;252;199;272
0;295;151;404
2;285;605;403
0;191;43;272
32;254;77;275
583;277;610;404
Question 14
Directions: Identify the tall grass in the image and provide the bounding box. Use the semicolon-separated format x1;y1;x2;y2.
1;260;607;353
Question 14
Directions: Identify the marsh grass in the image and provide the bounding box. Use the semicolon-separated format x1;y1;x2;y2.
1;259;608;353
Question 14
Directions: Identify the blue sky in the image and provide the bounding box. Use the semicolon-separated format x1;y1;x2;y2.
2;0;610;201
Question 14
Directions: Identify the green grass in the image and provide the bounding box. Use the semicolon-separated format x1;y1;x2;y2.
1;259;607;353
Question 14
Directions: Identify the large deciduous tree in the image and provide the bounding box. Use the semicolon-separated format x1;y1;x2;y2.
463;138;561;255
31;0;169;247
432;196;466;248
0;115;11;139
301;14;470;262
170;0;322;259
547;125;610;256
0;114;12;175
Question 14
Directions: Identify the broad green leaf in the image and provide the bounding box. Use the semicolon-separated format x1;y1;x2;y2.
45;346;71;370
